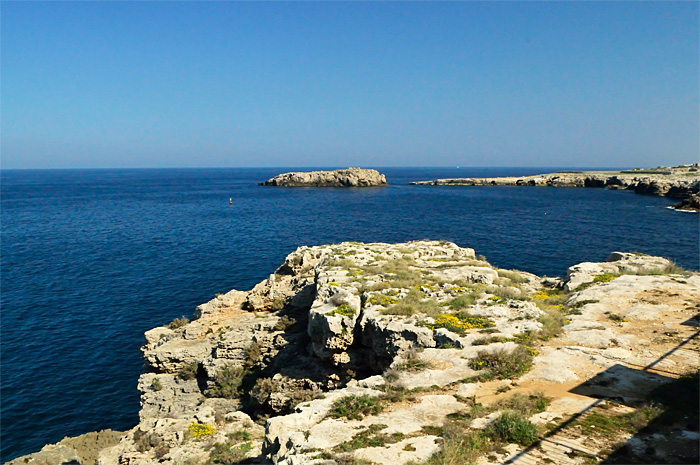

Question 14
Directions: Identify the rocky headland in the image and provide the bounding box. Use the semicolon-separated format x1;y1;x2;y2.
260;169;387;187
410;164;700;207
8;241;699;465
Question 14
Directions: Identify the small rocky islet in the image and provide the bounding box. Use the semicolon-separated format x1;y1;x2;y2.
411;163;700;211
11;241;699;465
260;168;387;187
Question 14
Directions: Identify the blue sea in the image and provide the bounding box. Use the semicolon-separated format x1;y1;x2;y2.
1;167;698;461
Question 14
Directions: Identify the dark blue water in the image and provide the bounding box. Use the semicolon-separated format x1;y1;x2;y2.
1;167;698;461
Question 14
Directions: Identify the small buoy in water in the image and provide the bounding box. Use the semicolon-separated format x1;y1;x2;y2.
229;198;232;205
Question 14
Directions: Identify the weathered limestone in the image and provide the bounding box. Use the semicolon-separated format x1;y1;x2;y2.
4;431;123;465
260;168;387;187
10;240;699;465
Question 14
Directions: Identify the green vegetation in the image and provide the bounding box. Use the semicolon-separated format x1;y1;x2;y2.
486;285;527;301
168;316;190;329
188;421;215;438
394;349;432;372
574;403;663;436
497;269;528;284
366;294;400;307
472;335;511;345
207;441;254;465
273;315;296;332
228;430;251;441
334;424;405;452
537;305;567;341
442;293;479;309
407;392;550;465
493;392;549;416
326;303;356;317
383;289;442;317
150;377;163;391
466;346;534;381
605;312;627;323
417;312;494;336
328;395;384;420
133;429;163;452
206;365;247;399
250;377;280;405
487;411;538;446
244;341;263;368
177;362;199;381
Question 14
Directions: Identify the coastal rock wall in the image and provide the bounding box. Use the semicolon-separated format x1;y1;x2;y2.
10;241;699;465
260;168;387;187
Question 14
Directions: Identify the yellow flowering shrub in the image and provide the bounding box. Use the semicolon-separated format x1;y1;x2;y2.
188;421;214;438
326;304;356;317
367;295;399;307
418;313;494;335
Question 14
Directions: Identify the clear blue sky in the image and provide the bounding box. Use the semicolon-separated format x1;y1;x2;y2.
2;1;698;169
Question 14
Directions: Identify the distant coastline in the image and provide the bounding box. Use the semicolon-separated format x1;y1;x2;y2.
410;164;700;211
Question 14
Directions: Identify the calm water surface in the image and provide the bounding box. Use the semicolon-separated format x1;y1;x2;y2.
2;167;698;461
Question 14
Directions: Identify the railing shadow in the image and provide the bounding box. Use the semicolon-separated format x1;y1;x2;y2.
504;330;699;465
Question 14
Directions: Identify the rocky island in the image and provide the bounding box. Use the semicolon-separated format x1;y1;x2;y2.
9;241;699;465
260;169;387;187
411;164;700;210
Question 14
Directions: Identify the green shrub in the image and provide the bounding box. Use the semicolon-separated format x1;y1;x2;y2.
497;270;528;284
394;349;431;372
168;316;190;329
207;441;253;465
328;395;384;420
273;315;296;331
486;286;527;301
593;272;619;283
537;306;566;340
326;303;356;317
606;312;627;323
250;377;280;405
270;297;287;311
494;392;549;416
133;429;162;452
366;294;400;307
444;293;478;309
383;288;441;317
177;362;199;381
206;365;247;399
244;341;263;368
487;410;539;446
150;378;163;391
472;335;511;346
467;346;534;380
418;312;494;335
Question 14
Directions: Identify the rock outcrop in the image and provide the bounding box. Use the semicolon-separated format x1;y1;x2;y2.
670;193;700;212
9;241;699;465
260;168;387;187
410;164;700;202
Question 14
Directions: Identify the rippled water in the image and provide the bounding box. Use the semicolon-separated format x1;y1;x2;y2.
1;167;697;461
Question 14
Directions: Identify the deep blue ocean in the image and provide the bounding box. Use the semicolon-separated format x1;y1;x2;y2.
1;167;698;461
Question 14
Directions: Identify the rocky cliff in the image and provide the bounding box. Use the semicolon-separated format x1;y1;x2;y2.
8;242;699;465
411;164;700;201
259;169;387;187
